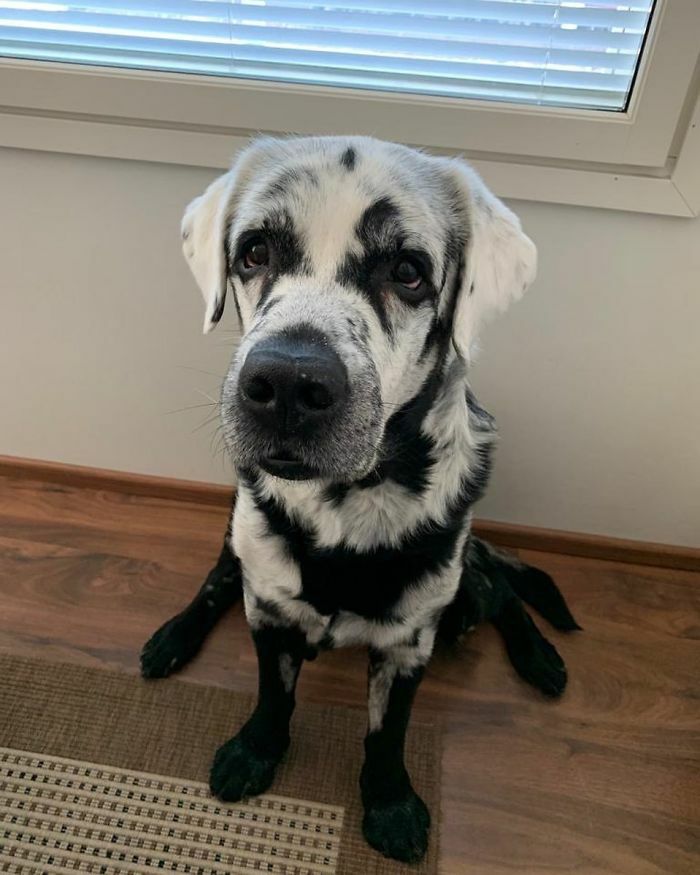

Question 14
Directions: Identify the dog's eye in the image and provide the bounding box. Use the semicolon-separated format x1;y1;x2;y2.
393;259;422;289
242;238;269;270
391;258;429;303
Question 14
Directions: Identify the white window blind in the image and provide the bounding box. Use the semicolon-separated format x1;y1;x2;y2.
0;1;656;111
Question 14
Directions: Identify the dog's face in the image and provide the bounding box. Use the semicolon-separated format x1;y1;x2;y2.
182;137;536;483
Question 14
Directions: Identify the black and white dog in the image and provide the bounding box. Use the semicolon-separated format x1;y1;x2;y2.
141;136;579;863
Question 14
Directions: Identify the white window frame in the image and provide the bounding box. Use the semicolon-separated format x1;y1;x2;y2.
0;0;698;216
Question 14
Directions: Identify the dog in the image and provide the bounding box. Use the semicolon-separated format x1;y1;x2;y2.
141;136;579;863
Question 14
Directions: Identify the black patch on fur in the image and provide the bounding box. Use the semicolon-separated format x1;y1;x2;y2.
263;166;318;201
458;536;580;633
346;315;370;347
210;293;226;326
229;279;243;324
278;321;331;347
358;197;399;241
337;197;403;333
418;236;463;365
232;211;310;311
340;147;356;170
262;211;309;276
256;294;281;320
210;623;308;801
322;482;351;506
233;211;309;296
252;595;284;622
361;657;429;862
437;535;577;697
361;373;438;496
508;566;582;632
492;600;568;698
141;527;242;679
241;464;485;620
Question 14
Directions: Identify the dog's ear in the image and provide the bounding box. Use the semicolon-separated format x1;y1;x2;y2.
181;173;234;334
181;143;264;333
447;159;537;359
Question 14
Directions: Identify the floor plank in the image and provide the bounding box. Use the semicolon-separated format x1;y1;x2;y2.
0;475;698;874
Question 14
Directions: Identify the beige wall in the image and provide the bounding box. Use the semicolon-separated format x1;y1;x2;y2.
1;147;698;546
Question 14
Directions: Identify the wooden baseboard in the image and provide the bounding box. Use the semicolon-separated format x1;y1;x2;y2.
471;520;699;573
0;454;233;508
1;454;698;572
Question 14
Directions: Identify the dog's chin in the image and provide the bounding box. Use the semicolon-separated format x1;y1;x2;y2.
254;450;378;484
257;456;319;481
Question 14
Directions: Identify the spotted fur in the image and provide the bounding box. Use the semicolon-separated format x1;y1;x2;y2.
144;136;577;864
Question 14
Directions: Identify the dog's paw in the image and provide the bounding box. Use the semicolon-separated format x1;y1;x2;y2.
140;614;201;679
209;734;281;802
362;790;431;863
507;619;568;698
494;599;568;698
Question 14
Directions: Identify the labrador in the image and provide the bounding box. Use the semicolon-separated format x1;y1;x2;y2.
141;136;579;863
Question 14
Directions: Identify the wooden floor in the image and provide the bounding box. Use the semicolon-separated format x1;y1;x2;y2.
1;474;698;874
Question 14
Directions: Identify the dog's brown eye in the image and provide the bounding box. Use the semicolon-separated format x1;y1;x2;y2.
393;259;422;289
392;258;423;291
242;239;269;270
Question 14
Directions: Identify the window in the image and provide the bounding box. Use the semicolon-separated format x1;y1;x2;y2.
0;1;698;216
0;1;655;111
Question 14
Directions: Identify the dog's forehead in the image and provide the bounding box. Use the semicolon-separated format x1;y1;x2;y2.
236;138;453;264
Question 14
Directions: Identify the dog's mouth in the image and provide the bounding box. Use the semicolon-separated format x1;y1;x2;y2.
258;453;318;481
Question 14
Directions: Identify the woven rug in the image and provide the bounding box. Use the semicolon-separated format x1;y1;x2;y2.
0;654;441;874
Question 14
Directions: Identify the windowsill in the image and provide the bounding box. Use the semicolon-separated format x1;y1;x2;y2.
0;28;698;218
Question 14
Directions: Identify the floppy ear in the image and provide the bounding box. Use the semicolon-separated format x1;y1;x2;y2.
181;142;265;333
447;160;537;359
181;172;235;334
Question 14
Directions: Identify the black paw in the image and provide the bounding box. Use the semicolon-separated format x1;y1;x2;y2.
362;790;431;863
497;602;568;697
140;614;204;679
210;734;282;802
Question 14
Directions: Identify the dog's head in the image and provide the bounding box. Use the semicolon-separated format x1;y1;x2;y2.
182;136;536;483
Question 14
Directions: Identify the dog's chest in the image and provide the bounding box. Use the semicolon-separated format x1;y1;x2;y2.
233;476;468;647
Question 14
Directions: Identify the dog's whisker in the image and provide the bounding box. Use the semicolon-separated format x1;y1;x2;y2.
194;388;220;405
177;364;225;379
164;401;218;415
192;411;222;435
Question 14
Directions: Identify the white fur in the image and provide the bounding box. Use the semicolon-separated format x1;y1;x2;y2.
185;136;533;674
445;160;537;360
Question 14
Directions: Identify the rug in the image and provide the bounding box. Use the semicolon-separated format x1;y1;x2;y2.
0;654;441;874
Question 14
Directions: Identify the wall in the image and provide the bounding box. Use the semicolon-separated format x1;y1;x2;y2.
1;147;698;546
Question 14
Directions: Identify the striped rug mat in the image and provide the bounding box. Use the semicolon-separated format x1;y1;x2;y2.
0;654;440;874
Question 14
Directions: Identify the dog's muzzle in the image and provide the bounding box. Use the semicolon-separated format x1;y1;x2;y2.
237;332;350;479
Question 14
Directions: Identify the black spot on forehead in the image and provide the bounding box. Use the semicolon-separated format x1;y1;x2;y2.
357;197;401;247
340;146;356;170
262;165;319;202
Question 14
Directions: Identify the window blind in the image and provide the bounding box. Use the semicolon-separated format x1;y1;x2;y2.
0;1;656;111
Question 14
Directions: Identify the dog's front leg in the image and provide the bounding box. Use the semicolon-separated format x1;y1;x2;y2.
209;623;306;802
141;535;241;679
360;647;431;863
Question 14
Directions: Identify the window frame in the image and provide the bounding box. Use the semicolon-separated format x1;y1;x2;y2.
0;0;698;216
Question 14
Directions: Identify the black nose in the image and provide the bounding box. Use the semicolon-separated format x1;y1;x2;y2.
239;334;349;432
